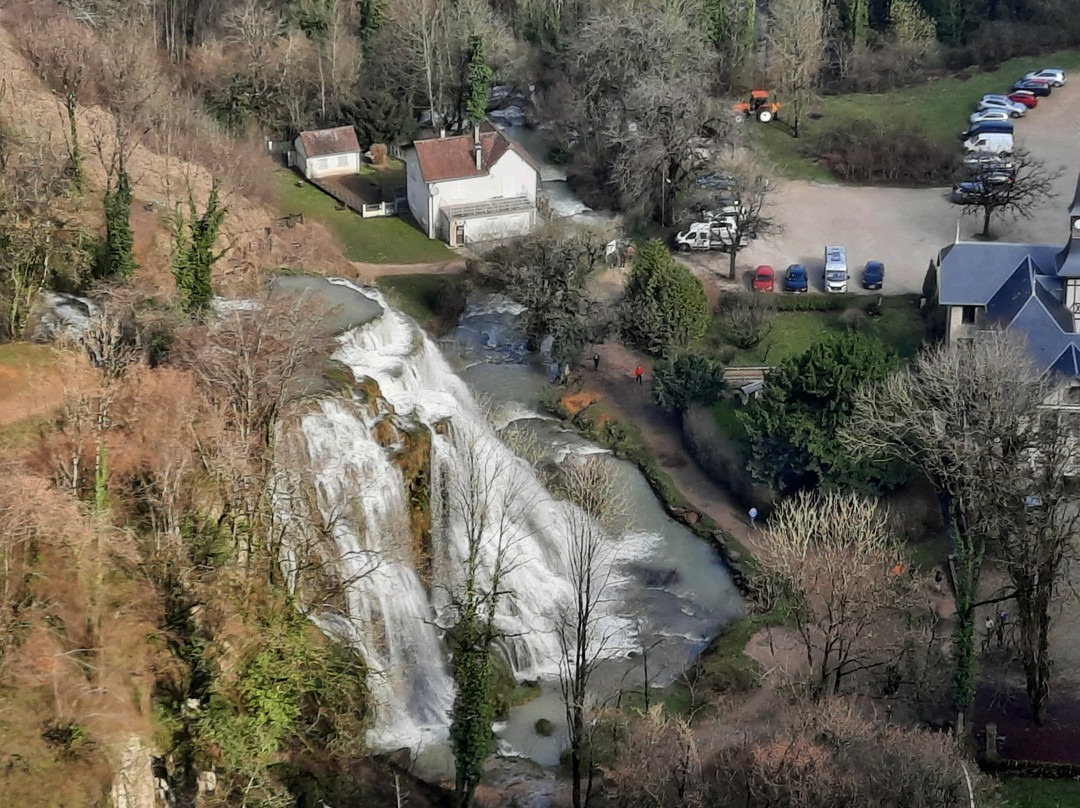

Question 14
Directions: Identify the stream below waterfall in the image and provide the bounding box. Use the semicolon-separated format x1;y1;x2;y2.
282;279;743;780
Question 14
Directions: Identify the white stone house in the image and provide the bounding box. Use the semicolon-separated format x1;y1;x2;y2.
294;126;362;180
405;122;540;246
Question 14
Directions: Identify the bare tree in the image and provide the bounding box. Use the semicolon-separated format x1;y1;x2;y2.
767;0;826;139
957;149;1062;238
602;77;727;225
713;293;775;349
685;160;775;280
844;334;1077;722
441;423;532;808
555;455;623;808
758;491;907;697
710;697;986;808
600;706;703;808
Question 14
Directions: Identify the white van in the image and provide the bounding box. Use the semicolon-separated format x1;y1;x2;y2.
963;132;1014;155
824;246;848;293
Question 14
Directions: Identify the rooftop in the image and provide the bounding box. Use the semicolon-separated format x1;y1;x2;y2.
413;122;540;183
298;126;361;157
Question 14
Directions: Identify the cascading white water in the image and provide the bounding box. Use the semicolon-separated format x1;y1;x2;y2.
296;290;636;752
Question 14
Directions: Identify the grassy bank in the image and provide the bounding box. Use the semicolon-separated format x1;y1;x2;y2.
376;273;469;332
755;49;1080;180
275;169;455;264
1001;777;1080;808
702;294;925;366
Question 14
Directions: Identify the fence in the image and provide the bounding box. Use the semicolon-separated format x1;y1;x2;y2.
361;202;395;218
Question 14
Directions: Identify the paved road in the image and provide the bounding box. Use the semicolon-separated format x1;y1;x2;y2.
685;76;1080;295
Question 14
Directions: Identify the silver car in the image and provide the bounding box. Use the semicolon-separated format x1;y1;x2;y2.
977;95;1027;117
969;108;1012;125
1024;68;1066;86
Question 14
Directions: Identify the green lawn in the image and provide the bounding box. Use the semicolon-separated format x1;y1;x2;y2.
275;169;455;264
755;49;1080;179
702;295;925;366
1002;778;1080;808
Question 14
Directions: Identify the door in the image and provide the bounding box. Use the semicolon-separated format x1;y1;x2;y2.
455;223;466;246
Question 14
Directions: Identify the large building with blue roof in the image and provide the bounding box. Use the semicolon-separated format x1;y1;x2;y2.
938;175;1080;377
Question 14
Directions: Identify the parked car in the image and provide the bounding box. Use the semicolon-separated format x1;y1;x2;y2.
862;261;885;290
1007;90;1038;108
1024;68;1066;86
753;265;775;292
977;95;1027;117
784;263;808;293
951;180;1010;204
1011;79;1052;97
824;246;849;293
962;152;1016;172
963;132;1013;155
969;108;1012;125
960;121;1014;139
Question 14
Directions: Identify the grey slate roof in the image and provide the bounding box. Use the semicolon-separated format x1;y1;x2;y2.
936;185;1080;376
938;243;1059;305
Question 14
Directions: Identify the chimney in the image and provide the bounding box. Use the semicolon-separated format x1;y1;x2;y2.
473;124;482;171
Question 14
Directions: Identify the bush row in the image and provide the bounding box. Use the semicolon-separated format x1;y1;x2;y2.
813;121;960;186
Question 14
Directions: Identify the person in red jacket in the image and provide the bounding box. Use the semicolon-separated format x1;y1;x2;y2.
635;365;645;385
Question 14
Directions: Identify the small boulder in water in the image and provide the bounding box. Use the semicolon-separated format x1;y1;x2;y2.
534;718;555;737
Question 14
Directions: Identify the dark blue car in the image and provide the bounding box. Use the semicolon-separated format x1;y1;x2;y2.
785;263;808;293
862;261;885;290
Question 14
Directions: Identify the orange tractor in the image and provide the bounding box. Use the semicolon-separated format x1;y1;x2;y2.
732;90;781;123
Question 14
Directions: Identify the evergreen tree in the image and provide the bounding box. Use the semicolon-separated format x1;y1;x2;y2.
621;240;709;356
701;0;729;50
172;180;228;316
462;35;493;128
652;352;727;413
849;0;870;43
100;168;138;281
741;332;906;495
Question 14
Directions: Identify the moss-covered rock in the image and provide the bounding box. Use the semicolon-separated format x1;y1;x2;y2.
388;422;433;580
534;718;555;737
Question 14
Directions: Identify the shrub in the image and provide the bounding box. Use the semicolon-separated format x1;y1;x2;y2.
774;294;852;312
714;293;775;349
621;240;709;356
652;352;726;412
815;120;959;185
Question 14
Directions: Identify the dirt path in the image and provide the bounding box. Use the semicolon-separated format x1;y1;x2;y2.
574;342;762;556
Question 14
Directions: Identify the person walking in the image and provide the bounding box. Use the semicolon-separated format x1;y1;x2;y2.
748;507;759;528
635;365;645;385
593;353;601;371
984;615;996;653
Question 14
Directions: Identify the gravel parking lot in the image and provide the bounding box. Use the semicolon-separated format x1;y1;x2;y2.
686;77;1080;295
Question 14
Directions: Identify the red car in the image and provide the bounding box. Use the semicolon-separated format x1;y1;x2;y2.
1007;91;1038;108
753;265;775;292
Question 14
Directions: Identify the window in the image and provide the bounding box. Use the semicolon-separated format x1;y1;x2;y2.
962;306;977;324
337;154;349;168
1068;386;1080;406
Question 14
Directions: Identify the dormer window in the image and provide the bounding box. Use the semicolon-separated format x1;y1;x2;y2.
1068;280;1080;331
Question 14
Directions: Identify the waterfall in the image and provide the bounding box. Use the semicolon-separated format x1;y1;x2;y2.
295;289;637;752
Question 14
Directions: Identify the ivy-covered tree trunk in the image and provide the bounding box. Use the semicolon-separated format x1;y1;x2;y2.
450;615;496;808
949;512;983;715
102;169;138;281
172;180;228;316
462;35;493;130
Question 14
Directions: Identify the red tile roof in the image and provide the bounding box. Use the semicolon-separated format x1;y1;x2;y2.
298;126;361;157
413;122;540;183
